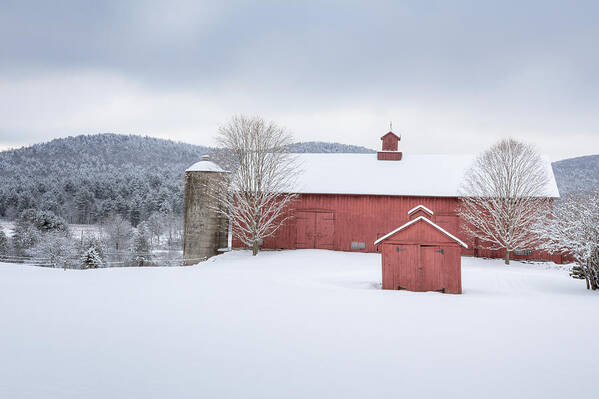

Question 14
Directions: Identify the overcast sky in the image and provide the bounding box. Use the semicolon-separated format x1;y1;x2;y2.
1;1;598;160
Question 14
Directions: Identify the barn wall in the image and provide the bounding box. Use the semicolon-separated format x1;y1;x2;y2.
232;193;563;263
245;194;463;253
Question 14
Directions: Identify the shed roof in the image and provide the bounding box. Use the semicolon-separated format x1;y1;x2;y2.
293;153;560;198
374;216;469;248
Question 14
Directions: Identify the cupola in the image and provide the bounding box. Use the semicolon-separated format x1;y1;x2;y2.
377;130;402;161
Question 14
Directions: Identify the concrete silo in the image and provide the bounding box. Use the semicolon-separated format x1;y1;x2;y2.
183;155;229;265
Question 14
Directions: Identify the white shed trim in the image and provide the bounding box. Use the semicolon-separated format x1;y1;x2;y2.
407;204;434;215
374;216;468;248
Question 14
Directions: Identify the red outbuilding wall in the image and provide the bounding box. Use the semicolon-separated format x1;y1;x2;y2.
378;219;463;294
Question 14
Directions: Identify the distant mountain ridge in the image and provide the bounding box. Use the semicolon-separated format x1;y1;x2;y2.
551;154;599;195
289;141;375;153
0;133;595;226
0;134;374;224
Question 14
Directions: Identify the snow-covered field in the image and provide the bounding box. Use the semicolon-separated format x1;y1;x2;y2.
68;223;103;237
0;219;13;236
0;221;101;238
0;250;597;399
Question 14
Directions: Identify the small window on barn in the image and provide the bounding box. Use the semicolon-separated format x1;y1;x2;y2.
351;241;358;250
514;249;532;256
358;242;365;250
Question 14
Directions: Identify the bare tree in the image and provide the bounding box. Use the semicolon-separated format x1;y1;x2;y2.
458;139;552;264
27;231;77;268
101;213;133;252
146;212;165;247
164;212;183;250
211;115;299;256
536;192;599;290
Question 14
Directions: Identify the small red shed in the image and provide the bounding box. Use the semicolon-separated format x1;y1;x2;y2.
374;205;468;294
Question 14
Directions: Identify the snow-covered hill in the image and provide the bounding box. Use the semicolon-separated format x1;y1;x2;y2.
0;134;373;224
552;154;599;195
0;133;595;225
0;250;596;398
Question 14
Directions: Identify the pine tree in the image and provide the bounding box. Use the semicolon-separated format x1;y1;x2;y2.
0;231;8;256
131;222;152;266
81;247;103;269
132;222;151;254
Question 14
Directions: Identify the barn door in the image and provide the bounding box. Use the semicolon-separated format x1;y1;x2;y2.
419;246;444;292
296;211;316;248
315;212;334;249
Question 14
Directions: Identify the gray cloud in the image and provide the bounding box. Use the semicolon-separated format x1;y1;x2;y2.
1;0;598;159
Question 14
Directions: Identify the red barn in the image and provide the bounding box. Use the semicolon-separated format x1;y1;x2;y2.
375;205;468;294
234;130;562;263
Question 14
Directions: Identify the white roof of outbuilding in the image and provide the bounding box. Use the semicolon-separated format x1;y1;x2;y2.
293;153;560;198
374;216;469;247
186;155;226;173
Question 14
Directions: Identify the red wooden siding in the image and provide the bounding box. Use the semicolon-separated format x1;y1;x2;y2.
253;194;462;252
295;211;316;248
382;244;418;290
379;219;463;294
381;132;400;151
315;212;335;249
377;151;403;161
409;208;433;220
420;246;443;291
233;193;563;263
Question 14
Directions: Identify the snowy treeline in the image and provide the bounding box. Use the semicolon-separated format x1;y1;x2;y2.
0;134;206;225
552;154;599;195
0;208;183;268
289;141;375;153
0;134;374;226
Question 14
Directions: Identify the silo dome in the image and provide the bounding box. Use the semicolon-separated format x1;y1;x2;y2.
185;154;226;173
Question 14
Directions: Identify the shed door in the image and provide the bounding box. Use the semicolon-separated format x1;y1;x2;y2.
393;244;419;291
419;246;444;291
296;212;316;248
315;212;334;249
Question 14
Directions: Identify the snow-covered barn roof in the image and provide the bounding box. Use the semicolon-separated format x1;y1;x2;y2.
293;153;560;198
374;216;469;247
